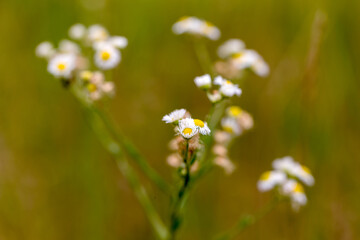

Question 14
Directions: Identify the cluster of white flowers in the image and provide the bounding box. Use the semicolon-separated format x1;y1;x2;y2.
257;156;314;211
217;39;269;77
193;74;242;103
36;23;127;102
172;16;221;40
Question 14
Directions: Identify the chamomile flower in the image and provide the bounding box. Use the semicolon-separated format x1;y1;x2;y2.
217;39;245;59
214;76;242;97
59;39;80;54
69;23;87;40
94;44;121;70
231;50;269;77
226;106;243;117
272;156;298;176
109;36;128;49
194;74;211;89
172;16;220;40
193;119;211;135
86;71;115;101
47;53;76;78
178;118;198;139
87;24;109;43
221;117;242;136
257;170;287;192
36;41;55;59
281;179;307;211
293;164;315;186
162;109;187;124
207;90;222;103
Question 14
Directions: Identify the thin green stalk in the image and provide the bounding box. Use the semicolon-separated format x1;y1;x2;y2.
72;87;170;240
215;197;280;240
170;140;191;239
193;39;213;75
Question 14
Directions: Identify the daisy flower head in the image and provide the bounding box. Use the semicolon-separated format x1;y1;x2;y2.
214;76;242;98
87;24;109;43
109;36;128;49
221;117;242;136
47;53;76;78
257;170;287;192
172;16;220;40
207;90;222;103
94;43;121;70
194;74;212;89
69;23;87;40
162;109;187;124
293;164;315;186
36;41;55;59
193;119;211;135
86;71;115;101
281;179;307;211
178;118;198;139
231;50;269;77
58;39;80;54
226;106;243;117
272;156;299;175
217;39;246;59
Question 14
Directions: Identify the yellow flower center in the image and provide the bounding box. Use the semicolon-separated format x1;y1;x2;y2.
232;52;243;59
228;106;242;117
294;183;304;193
182;128;193;135
225;80;232;85
302;166;311;174
101;51;111;61
194;119;204;128
87;83;97;92
260;171;271;181
57;63;66;71
81;71;92;81
223;126;233;133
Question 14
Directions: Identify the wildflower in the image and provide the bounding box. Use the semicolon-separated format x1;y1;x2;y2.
231;50;269;77
86;71;115;101
178;118;198;139
293;164;315;186
272;156;298;176
58;39;80;54
167;153;183;168
109;36;128;49
193;119;211;135
35;41;55;59
214;76;242;97
221;117;242;136
47;53;76;78
94;43;121;70
214;156;236;174
207;90;222;103
79;70;93;82
226;106;242;117
217;39;245;59
172;16;220;40
69;23;87;40
87;24;109;43
257;170;287;192
162;109;187;124
281;179;307;211
194;74;211;89
212;144;228;157
214;130;232;144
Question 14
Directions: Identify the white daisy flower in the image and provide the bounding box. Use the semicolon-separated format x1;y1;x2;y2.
35;41;55;59
207;90;222;103
214;76;242;97
47;53;76;78
257;170;287;192
194;74;211;89
162;109;187;124
217;39;246;59
94;44;121;70
178;118;198;139
109;36;128;49
69;23;87;40
226;106;243;117
231;50;269;77
172;16;220;40
281;179;307;211
86;71;115;101
58;39;80;54
293;164;315;186
221;117;242;136
272;156;299;176
87;24;109;43
252;59;269;77
193;119;211;135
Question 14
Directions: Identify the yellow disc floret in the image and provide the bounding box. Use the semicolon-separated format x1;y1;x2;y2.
260;171;271;181
57;63;66;71
101;51;111;61
87;83;97;92
294;183;304;193
194;119;204;128
182;128;193;135
301;165;311;174
228;106;242;117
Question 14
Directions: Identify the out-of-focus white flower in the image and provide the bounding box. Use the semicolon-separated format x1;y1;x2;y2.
167;153;182;168
47;53;76;78
86;71;115;101
257;170;287;192
293;164;315;186
178;118;198;139
69;23;87;40
226;106;243;117
221;117;242;136
79;70;93;82
194;74;211;89
214;156;236;174
217;39;245;59
94;44;121;70
59;39;80;54
193;119;211;135
162;109;187;124
231;50;269;77
214;76;242;97
109;36;128;49
212;144;228;157
172;16;220;40
281;179;307;211
36;41;55;59
88;24;109;43
272;156;299;176
214;130;232;144
207;90;222;103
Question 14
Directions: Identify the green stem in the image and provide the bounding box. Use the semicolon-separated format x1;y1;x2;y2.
215;197;280;240
193;39;213;74
170;140;190;239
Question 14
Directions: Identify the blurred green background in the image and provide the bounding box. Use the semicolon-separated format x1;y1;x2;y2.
0;0;359;239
